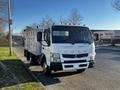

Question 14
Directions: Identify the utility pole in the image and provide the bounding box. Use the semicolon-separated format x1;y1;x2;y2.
8;0;12;56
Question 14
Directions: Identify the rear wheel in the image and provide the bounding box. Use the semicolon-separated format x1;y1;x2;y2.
77;69;86;73
43;61;51;75
29;54;32;63
37;57;41;65
29;54;36;64
26;52;30;60
24;49;27;57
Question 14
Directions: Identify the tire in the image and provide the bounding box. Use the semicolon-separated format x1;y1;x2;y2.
36;56;41;65
88;62;94;68
24;49;26;57
77;69;86;73
26;52;30;60
43;61;51;76
29;54;35;64
37;59;41;65
29;55;33;64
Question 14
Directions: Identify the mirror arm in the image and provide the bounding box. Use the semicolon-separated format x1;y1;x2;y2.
40;41;49;47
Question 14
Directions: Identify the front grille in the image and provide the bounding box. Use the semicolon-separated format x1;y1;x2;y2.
62;54;75;58
64;65;73;68
62;53;88;58
77;53;88;58
79;64;87;67
64;60;87;63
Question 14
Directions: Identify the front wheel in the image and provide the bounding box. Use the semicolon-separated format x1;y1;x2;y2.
43;61;51;75
77;69;86;73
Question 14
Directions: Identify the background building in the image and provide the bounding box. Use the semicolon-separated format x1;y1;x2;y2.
91;30;120;46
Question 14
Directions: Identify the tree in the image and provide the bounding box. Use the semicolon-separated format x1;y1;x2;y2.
59;16;68;24
0;0;8;31
68;9;83;25
30;23;39;29
0;18;6;33
113;0;120;11
24;9;84;32
0;0;13;55
40;16;55;28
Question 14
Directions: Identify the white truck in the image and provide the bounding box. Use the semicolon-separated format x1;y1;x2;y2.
23;25;96;75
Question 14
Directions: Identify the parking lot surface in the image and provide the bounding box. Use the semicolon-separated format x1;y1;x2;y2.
14;46;120;90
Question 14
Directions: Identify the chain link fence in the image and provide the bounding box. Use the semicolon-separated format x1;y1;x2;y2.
0;61;20;89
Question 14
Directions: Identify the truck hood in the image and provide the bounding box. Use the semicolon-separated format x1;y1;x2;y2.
51;43;92;54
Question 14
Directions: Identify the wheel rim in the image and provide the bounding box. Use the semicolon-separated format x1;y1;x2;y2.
29;56;32;62
43;62;47;73
37;59;41;64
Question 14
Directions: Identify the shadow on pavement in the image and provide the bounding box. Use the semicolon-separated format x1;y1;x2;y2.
0;59;37;89
31;68;81;86
96;49;112;54
33;71;61;86
110;57;120;62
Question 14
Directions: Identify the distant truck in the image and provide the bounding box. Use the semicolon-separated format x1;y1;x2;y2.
92;30;120;46
23;25;96;75
111;30;120;46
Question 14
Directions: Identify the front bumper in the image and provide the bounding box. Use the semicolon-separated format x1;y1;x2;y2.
88;60;95;68
50;61;91;71
51;62;63;71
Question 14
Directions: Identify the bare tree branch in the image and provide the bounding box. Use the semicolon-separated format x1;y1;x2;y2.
24;9;84;32
40;16;55;28
0;0;8;31
59;16;68;24
68;9;83;25
113;0;120;11
30;23;39;29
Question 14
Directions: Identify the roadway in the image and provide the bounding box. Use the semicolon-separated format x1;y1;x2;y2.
14;46;120;90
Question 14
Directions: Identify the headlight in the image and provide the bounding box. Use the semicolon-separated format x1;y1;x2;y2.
51;53;61;62
90;56;95;61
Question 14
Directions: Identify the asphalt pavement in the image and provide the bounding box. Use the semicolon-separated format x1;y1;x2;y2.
14;46;120;90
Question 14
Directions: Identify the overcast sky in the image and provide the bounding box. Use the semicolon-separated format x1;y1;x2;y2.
13;0;120;33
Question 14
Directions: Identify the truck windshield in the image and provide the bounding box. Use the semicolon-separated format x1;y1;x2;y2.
52;26;93;44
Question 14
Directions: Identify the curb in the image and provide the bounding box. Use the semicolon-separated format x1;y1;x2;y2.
13;48;45;90
21;62;45;90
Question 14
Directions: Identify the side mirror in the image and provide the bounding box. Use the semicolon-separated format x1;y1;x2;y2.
37;32;42;42
45;35;50;46
93;33;99;41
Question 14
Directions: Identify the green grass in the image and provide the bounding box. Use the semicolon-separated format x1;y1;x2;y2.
2;82;42;90
0;47;16;60
0;47;44;90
